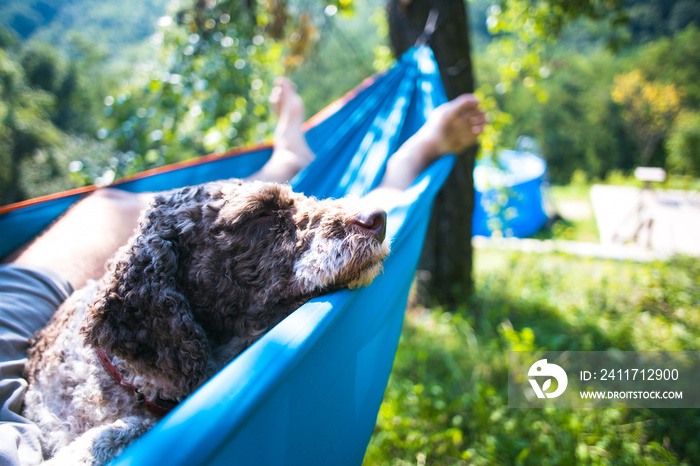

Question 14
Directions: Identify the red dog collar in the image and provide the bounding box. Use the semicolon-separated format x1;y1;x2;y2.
95;348;178;417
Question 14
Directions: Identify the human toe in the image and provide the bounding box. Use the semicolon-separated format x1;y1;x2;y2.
453;93;480;113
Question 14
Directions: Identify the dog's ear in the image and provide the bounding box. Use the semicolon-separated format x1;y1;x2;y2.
83;191;210;394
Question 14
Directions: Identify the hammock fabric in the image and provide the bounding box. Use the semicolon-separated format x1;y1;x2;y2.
0;46;454;465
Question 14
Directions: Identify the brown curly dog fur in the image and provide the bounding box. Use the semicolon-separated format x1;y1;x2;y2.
22;179;389;465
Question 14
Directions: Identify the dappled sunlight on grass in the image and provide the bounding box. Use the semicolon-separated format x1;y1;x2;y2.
365;250;700;465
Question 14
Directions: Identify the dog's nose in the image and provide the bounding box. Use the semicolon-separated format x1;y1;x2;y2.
350;209;387;243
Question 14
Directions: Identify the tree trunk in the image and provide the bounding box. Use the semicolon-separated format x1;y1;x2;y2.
388;0;477;306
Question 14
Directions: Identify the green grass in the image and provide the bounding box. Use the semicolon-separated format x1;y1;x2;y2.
536;183;600;242
365;250;700;465
534;215;600;243
549;182;593;202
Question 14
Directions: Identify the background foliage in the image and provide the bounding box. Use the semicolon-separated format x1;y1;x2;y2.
473;1;700;183
2;0;700;201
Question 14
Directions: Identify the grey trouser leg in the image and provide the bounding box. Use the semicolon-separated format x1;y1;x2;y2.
0;265;72;466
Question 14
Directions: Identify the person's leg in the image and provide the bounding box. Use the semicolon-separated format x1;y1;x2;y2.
5;189;153;291
246;77;316;183
365;93;486;211
0;264;74;465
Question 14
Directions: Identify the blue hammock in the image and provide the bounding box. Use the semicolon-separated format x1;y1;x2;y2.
0;46;454;465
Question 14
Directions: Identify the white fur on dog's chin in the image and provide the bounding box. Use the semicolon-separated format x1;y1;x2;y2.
293;235;390;292
345;252;388;289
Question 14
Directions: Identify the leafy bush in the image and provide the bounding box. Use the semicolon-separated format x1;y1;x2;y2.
666;111;700;176
366;250;700;465
475;47;639;184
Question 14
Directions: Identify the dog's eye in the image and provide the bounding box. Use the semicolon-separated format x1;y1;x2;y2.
248;212;278;229
252;211;276;221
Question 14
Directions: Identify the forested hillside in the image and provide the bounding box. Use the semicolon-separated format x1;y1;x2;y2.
0;0;169;55
0;0;170;203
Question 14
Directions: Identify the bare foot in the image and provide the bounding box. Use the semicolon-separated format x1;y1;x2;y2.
269;77;315;172
414;94;487;162
372;94;486;197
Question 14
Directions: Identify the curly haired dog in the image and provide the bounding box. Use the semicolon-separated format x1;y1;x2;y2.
22;179;389;465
